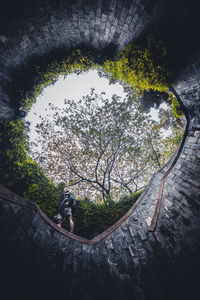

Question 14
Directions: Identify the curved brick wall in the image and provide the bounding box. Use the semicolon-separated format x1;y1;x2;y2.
0;1;200;300
0;0;166;118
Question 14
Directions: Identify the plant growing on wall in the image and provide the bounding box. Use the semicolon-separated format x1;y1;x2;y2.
21;36;170;113
22;49;97;111
0;120;60;217
102;36;169;93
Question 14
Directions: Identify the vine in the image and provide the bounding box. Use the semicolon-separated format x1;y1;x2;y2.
22;36;170;112
102;37;169;93
23;49;97;111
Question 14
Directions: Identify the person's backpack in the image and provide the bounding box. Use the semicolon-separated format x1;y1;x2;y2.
72;199;80;211
59;191;79;212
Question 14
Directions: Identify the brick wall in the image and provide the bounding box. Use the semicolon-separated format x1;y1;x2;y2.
1;1;200;300
0;0;165;118
1;119;200;300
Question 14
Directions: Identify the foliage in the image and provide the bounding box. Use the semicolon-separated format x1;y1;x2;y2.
170;93;184;118
0;120;143;238
72;190;143;239
0;120;60;217
0;119;143;238
102;36;169;93
22;36;170;112
22;50;97;111
159;127;184;164
30;90;166;202
154;97;185;165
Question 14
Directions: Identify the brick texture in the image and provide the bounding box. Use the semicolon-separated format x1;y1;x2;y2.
1;1;200;300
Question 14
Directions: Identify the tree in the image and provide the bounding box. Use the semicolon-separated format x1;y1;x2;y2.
28;89;167;203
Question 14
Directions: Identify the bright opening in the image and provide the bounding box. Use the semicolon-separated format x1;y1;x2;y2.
25;69;184;203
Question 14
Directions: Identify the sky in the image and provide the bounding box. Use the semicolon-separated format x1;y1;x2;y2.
25;69;171;143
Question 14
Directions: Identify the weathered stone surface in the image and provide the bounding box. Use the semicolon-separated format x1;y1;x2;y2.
1;122;200;299
0;0;167;118
1;1;200;300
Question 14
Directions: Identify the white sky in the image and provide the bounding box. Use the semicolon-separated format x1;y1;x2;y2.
25;69;171;142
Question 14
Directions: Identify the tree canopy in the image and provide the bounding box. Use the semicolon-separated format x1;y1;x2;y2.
28;88;182;203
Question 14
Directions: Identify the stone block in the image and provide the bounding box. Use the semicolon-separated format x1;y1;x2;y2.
109;0;116;11
120;7;128;19
180;153;187;159
118;17;125;27
125;15;133;25
132;235;143;249
175;162;182;169
137;228;147;241
58;235;69;252
181;205;193;217
187;161;199;171
194;130;200;137
127;245;135;258
174;199;182;209
181;196;189;207
184;147;195;155
105;238;114;250
187;176;200;188
189;144;200;150
175;184;192;198
101;13;107;22
164;198;173;208
171;188;183;199
154;231;168;247
179;179;191;189
143;240;153;254
166;177;175;186
129;4;137;16
128;225;138;237
137;247;148;261
123;23;129;31
168;172;175;179
144;216;152;227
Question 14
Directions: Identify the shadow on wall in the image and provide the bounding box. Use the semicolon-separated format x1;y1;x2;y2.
152;0;200;78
